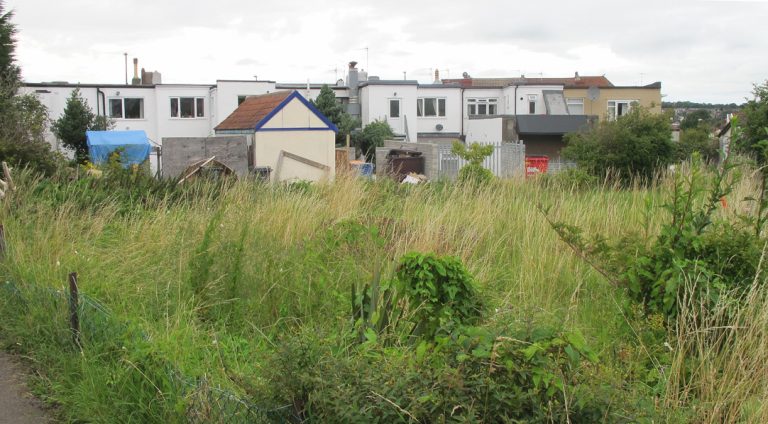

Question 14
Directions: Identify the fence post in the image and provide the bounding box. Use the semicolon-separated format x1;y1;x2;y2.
68;272;81;348
0;224;5;259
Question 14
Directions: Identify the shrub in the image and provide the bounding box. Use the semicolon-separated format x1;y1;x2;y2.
396;252;483;339
563;107;674;183
451;141;494;185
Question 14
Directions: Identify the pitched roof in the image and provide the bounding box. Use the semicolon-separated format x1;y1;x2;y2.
214;91;292;131
441;76;614;88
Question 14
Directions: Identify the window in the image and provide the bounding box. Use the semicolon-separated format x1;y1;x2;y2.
566;98;584;115
528;95;538;114
108;98;144;119
467;98;498;116
389;99;400;118
170;97;205;118
417;97;446;117
237;95;247;105
607;100;637;120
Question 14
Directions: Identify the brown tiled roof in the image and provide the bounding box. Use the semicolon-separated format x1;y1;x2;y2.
214;90;293;131
442;76;614;88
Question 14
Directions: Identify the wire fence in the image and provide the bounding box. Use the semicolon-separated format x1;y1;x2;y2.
1;279;294;423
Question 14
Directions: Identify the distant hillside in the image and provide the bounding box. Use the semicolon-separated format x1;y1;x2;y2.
662;101;742;109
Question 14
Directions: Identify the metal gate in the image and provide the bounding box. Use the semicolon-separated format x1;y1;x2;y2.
437;141;525;180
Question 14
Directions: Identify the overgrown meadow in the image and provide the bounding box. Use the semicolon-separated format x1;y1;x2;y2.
1;164;766;423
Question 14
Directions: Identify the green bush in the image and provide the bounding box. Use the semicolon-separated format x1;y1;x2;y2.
396;252;483;339
452;141;494;185
563;107;674;183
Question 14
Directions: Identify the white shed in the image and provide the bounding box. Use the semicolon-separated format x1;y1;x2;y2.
214;90;337;182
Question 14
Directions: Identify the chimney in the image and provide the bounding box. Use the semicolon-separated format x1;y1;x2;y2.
434;68;440;84
347;60;359;104
131;58;141;85
574;71;581;82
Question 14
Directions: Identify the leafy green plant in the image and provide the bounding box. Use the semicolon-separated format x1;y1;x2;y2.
396;252;483;339
452;141;494;184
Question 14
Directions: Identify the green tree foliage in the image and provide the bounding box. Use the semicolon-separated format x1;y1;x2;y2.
353;120;393;160
0;1;20;85
562;107;674;183
0;1;60;175
734;80;768;163
311;84;360;145
52;88;113;163
680;109;712;131
676;125;719;162
0;83;60;175
451;141;494;184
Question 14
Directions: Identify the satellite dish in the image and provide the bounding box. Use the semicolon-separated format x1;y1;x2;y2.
587;86;600;101
435;124;444;131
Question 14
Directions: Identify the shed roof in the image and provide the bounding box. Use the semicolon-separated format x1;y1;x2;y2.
214;90;338;133
215;91;293;131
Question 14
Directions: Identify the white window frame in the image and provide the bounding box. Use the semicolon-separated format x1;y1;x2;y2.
607;100;638;120
566;98;584;115
417;97;446;117
170;96;206;119
467;98;498;116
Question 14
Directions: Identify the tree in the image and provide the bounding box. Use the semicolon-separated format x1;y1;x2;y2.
562;107;674;183
676;125;719;162
353;120;394;160
734;80;768;163
0;1;60;175
0;1;20;86
312;84;359;145
51;88;113;163
680;109;712;131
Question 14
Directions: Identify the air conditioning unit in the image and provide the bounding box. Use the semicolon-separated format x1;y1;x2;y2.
435;124;444;131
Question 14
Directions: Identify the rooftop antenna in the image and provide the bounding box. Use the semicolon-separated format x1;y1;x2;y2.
640;73;645;85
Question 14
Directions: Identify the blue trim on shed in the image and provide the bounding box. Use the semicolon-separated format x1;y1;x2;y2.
253;90;339;133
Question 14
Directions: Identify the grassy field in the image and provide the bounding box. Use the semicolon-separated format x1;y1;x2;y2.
0;168;766;422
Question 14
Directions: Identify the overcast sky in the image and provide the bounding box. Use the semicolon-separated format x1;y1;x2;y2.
6;0;767;104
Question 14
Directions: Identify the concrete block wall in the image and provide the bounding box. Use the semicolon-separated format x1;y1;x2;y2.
375;140;439;180
161;136;249;179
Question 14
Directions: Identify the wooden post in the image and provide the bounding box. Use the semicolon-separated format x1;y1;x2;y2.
2;162;14;192
68;272;81;348
0;224;5;259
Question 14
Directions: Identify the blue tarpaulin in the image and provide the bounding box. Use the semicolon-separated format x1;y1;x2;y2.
86;130;151;166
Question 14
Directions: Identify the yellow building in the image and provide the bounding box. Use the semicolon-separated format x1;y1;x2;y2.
565;82;662;121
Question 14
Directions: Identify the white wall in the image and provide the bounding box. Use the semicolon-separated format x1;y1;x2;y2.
465;118;503;144
514;85;564;115
154;85;214;142
415;87;462;136
359;84;418;142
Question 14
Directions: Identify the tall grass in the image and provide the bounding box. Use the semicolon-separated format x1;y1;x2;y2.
0;167;766;421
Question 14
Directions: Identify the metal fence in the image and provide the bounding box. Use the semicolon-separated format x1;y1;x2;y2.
547;158;578;174
437;141;525;180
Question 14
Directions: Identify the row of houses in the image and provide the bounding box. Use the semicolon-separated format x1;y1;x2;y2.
21;60;662;172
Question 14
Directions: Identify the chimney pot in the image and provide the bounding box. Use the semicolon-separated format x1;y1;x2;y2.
434;68;440;83
575;71;581;81
349;61;358;69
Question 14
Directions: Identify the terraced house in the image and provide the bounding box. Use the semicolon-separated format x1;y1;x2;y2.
21;59;662;169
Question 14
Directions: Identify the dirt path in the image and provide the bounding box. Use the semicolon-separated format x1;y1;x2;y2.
0;352;52;423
